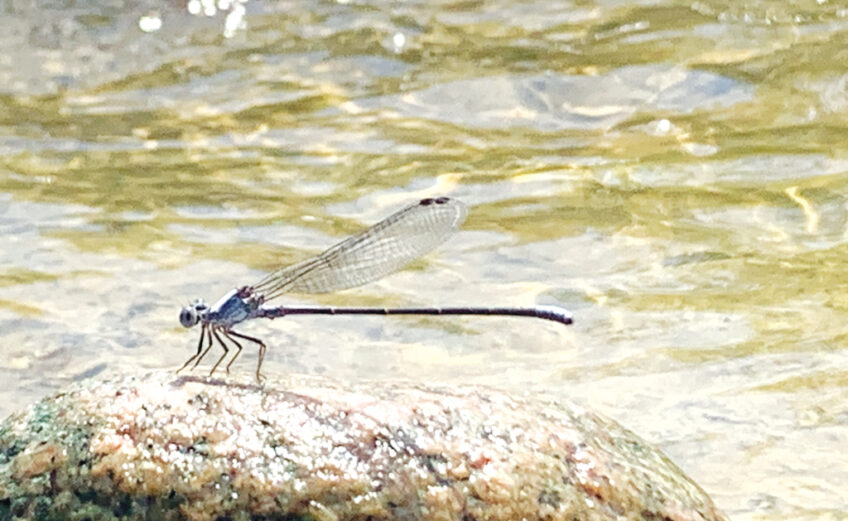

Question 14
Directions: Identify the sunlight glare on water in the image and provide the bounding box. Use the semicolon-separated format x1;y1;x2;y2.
1;1;848;519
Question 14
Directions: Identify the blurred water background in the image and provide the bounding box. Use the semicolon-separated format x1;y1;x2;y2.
2;0;848;518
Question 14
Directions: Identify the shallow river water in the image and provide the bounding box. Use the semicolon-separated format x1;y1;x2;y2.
2;1;848;519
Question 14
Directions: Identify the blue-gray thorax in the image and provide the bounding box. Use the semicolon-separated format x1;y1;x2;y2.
205;287;263;327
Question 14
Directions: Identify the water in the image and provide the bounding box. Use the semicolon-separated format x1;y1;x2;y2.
2;1;848;519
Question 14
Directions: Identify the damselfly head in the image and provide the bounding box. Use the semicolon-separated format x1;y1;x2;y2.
179;299;207;328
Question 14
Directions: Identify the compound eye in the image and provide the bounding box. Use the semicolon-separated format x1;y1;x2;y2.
179;306;198;328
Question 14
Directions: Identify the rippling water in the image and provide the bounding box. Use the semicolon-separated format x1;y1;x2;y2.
3;1;848;519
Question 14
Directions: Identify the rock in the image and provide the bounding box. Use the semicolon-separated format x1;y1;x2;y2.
0;371;728;521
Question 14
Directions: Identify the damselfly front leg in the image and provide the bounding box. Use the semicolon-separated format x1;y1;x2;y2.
177;323;211;374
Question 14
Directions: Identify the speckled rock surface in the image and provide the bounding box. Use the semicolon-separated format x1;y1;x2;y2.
0;372;728;521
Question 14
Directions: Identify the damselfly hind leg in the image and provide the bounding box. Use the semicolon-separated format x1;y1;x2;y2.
227;330;268;383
